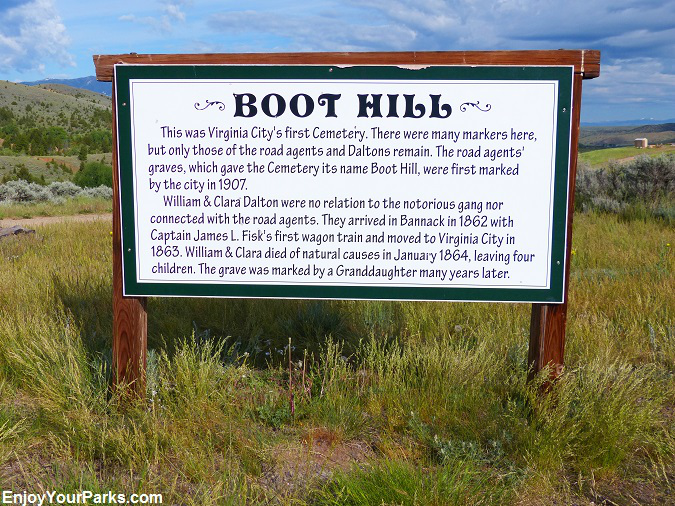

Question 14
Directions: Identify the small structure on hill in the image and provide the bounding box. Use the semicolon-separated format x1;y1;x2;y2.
635;138;648;148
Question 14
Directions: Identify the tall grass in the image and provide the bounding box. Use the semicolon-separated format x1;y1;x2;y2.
0;196;112;219
0;214;672;503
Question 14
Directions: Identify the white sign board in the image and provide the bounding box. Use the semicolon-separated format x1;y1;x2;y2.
115;65;573;302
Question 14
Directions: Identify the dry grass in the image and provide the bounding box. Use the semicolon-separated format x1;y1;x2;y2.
0;213;672;504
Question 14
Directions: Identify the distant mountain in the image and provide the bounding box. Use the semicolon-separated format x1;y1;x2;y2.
20;76;112;97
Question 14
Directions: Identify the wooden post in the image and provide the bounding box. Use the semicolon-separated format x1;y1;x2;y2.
528;73;585;384
95;51;599;395
111;81;147;397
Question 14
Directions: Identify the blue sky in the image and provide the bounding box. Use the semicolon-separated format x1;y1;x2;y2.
1;0;673;122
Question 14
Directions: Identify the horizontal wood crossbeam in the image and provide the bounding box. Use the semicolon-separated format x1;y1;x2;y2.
93;50;600;81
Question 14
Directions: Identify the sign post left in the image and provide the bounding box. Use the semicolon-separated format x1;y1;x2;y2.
111;80;147;397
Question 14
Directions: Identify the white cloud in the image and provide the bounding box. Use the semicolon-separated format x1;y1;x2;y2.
345;0;675;56
164;1;187;22
208;10;417;51
0;0;74;74
203;0;675;120
120;0;191;33
587;58;675;105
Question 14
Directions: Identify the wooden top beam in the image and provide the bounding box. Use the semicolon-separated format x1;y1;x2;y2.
93;50;600;82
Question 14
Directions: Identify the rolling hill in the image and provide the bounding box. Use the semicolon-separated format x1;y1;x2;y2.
0;80;112;160
1;80;110;127
579;123;675;148
0;80;111;143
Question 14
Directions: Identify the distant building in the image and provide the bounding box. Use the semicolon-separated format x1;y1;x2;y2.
634;138;648;148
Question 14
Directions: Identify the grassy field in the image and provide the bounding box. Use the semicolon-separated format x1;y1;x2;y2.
579;144;675;167
0;197;112;220
0;213;673;504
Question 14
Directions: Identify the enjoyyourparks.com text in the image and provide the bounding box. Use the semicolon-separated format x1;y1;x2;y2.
2;490;162;506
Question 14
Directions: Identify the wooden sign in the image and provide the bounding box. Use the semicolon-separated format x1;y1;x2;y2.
114;64;573;303
94;51;600;395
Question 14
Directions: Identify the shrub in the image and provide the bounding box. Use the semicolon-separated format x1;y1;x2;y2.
575;153;674;220
0;180;113;204
0;183;14;201
47;181;83;198
79;186;113;199
623;154;674;201
574;161;600;210
73;161;113;188
0;180;50;203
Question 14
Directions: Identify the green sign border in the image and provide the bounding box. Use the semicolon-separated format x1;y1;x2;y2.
114;64;573;302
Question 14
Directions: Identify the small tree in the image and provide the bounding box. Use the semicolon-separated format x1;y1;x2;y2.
78;145;88;171
73;161;113;188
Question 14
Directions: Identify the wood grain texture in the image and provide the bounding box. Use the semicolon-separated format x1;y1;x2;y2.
111;81;147;397
528;73;585;384
93;50;600;81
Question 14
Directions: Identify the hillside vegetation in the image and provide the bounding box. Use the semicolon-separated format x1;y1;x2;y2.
0;80;112;155
579;123;675;147
0;80;109;117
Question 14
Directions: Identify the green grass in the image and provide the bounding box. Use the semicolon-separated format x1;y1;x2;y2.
0;197;112;220
579;144;675;167
0;213;673;504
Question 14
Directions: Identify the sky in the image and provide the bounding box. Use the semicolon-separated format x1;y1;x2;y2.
1;0;673;123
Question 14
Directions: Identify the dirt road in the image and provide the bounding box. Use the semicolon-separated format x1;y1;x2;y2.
0;213;112;229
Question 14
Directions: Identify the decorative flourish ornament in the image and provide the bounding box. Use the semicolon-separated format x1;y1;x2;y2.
459;101;491;112
194;100;225;111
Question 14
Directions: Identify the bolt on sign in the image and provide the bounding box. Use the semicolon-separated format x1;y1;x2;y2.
114;64;573;302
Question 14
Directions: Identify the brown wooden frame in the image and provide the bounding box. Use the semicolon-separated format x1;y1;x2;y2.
94;50;599;397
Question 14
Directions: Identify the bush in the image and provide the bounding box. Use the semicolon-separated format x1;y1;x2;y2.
73;161;113;188
79;186;113;199
0;180;113;205
623;154;674;200
574;161;600;210
0;180;50;203
575;153;674;220
47;181;82;198
0;182;15;201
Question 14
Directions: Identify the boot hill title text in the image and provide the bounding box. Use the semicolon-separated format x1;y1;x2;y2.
224;93;455;119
